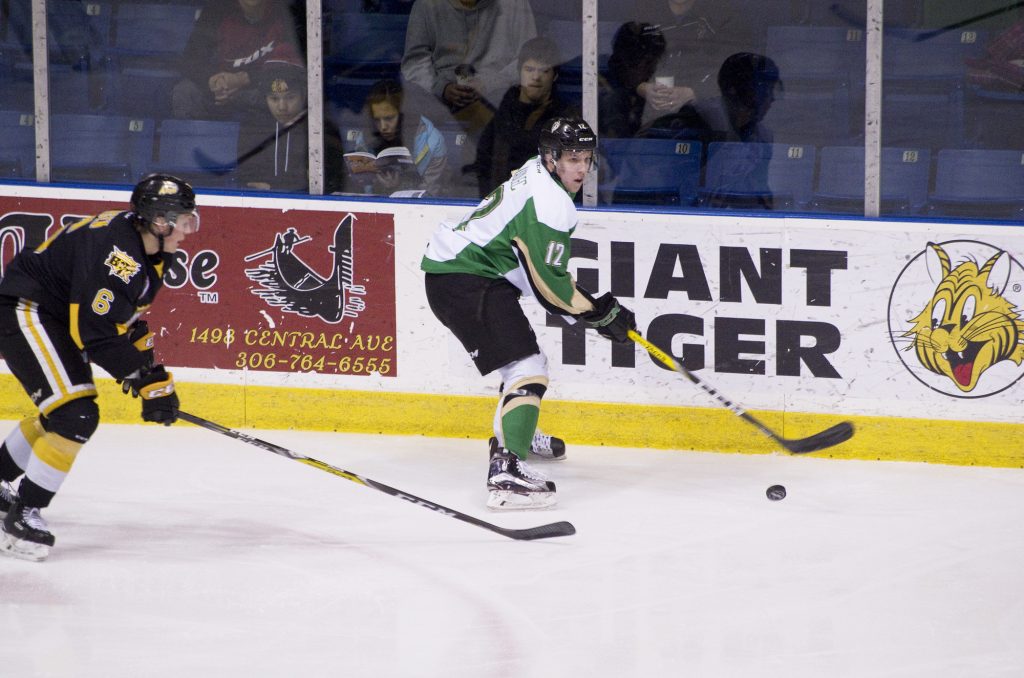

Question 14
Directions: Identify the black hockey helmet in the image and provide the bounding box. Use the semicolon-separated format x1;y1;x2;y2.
538;116;597;161
130;174;198;231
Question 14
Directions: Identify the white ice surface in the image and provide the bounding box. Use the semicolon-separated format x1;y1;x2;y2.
1;420;1023;677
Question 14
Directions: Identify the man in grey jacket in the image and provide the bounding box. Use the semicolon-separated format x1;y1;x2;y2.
401;0;537;135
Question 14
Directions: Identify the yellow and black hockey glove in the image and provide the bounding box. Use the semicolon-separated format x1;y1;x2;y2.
123;364;179;426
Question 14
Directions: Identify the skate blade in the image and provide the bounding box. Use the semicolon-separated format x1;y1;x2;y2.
486;489;557;511
1;533;50;562
528;449;566;461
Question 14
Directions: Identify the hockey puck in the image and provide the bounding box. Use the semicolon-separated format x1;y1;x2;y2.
766;484;786;501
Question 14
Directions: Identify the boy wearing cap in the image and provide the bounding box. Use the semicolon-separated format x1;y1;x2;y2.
238;60;345;193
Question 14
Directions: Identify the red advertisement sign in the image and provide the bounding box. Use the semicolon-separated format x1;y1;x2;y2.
0;197;397;377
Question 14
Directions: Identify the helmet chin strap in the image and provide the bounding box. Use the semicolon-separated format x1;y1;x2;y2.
144;217;168;255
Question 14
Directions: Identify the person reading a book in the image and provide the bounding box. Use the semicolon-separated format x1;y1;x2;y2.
343;146;422;196
346;79;449;195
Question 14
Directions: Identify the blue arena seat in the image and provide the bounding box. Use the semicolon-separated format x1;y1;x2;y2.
325;74;377;117
0;110;35;179
48;0;113;64
928;148;1024;219
110;3;199;61
599;138;702;206
103;2;199;118
882;91;964;150
3;0;107;67
325;12;407;79
965;87;1024;151
437;124;479;198
884;28;987;92
115;65;182;118
763;84;856;147
156;118;239;188
50;113;156;184
765;26;865;86
813;146;932;215
48;64;99;113
702;142;816;211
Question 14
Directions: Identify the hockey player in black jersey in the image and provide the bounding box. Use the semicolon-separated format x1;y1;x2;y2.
0;174;198;561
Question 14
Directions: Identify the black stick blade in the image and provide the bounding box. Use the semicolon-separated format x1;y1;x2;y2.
500;521;577;541
781;422;855;454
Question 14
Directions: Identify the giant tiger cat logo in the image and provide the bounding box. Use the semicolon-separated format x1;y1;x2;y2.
903;242;1024;392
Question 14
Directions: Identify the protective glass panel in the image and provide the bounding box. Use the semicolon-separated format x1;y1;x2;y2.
1;0;39;180
323;0;546;200
883;3;1024;219
596;0;867;214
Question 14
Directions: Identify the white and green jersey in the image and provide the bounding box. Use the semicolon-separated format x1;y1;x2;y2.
421;156;594;316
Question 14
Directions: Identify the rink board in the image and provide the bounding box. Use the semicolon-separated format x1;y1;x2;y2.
0;185;1021;467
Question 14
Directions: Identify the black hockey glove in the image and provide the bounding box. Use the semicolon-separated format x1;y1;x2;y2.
119;320;155;396
123;365;179;426
580;292;637;344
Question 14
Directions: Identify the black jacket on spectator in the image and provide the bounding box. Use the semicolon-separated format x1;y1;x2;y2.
473;85;579;197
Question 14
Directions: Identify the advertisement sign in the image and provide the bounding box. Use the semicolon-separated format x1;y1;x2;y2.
1;187;1020;428
0;196;397;378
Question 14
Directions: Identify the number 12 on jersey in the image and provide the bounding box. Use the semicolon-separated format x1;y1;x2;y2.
544;241;565;266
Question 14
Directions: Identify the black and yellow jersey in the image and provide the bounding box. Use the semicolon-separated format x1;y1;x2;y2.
0;210;165;380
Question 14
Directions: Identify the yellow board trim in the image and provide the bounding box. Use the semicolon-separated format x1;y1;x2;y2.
0;374;1019;468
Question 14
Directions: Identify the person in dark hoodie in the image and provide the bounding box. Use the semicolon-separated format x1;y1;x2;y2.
238;60;345;193
472;37;580;198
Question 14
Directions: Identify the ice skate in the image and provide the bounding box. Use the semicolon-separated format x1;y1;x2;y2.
0;480;16;518
1;501;54;562
529;430;566;461
487;438;557;510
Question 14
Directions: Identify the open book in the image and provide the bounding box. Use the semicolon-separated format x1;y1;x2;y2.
343;146;415;174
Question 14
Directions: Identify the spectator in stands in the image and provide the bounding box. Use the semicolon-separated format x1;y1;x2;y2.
630;0;759;128
472;37;580;197
345;79;449;196
172;0;303;120
646;51;782;144
401;0;537;140
238;60;345;193
647;52;782;208
599;22;667;138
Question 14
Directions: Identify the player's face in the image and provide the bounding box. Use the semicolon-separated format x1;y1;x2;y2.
550;150;594;193
371;102;401;141
266;90;304;124
519;59;555;104
151;211;200;253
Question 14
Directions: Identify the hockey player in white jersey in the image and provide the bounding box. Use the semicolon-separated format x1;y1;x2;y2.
422;117;636;510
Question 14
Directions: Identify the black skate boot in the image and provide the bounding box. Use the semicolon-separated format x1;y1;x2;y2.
0;480;16;518
2;501;55;562
487;437;556;510
529;431;566;461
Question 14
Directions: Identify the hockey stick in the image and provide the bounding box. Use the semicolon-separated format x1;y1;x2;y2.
629;330;854;454
177;411;576;541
